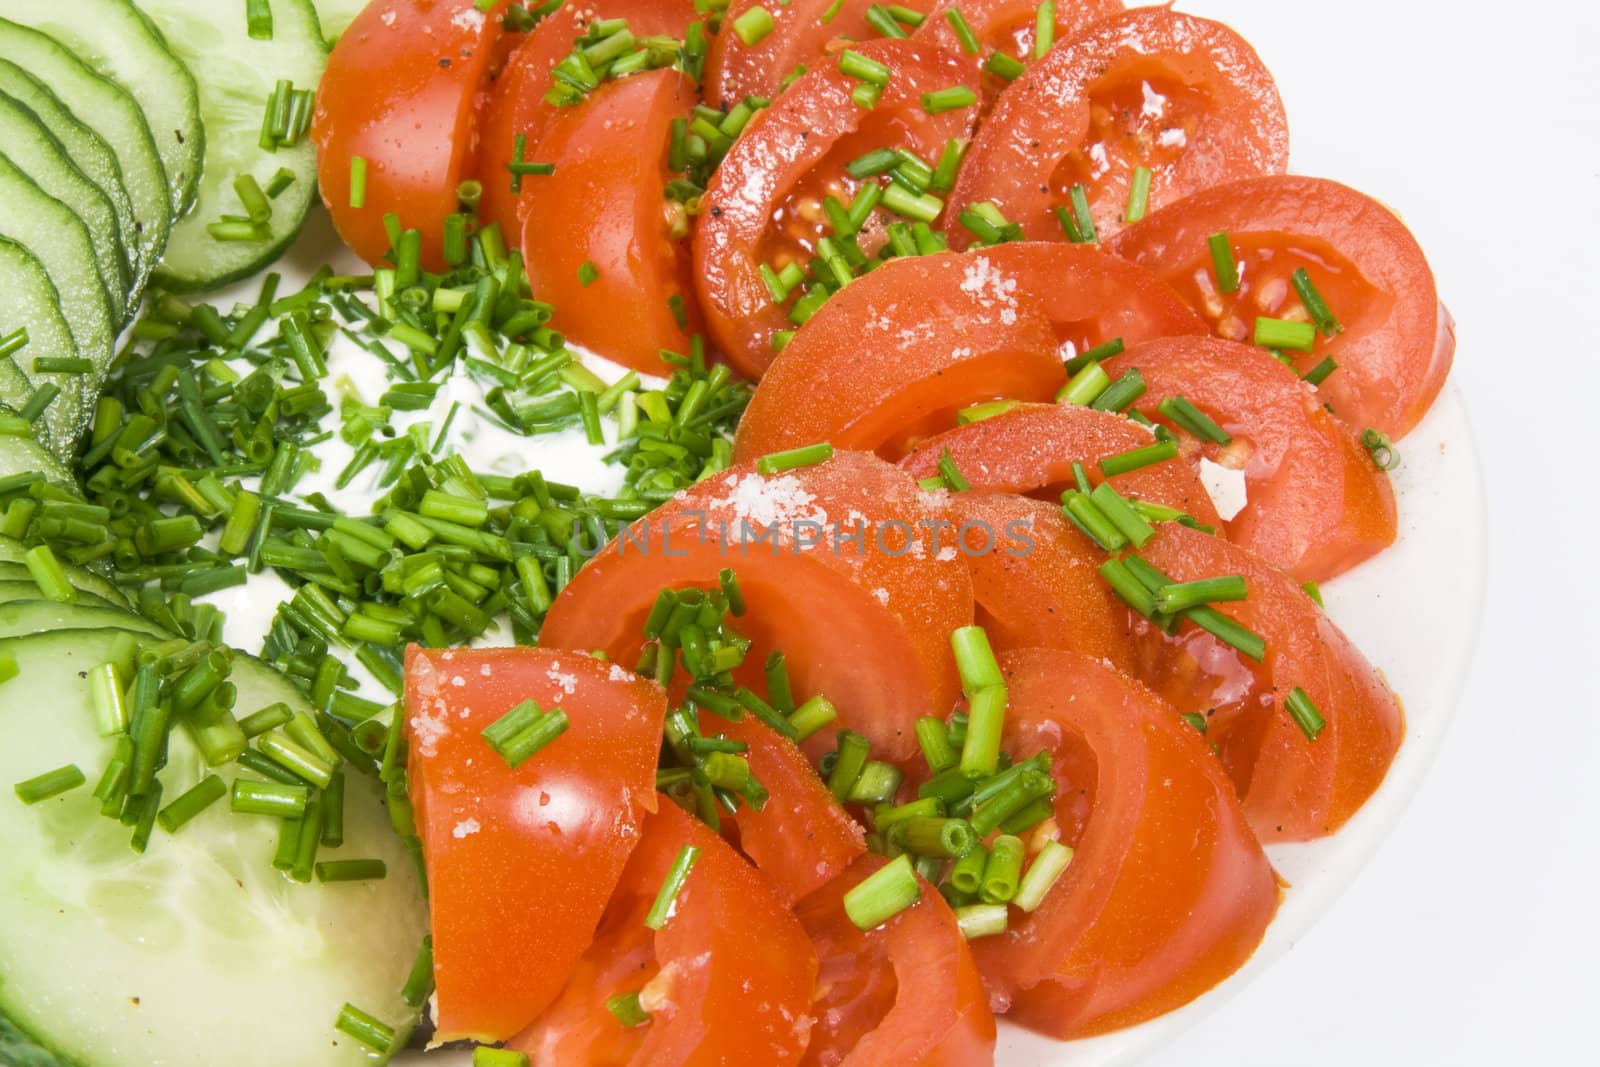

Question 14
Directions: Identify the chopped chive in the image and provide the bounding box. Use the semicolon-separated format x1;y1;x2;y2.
845;853;920;929
956;399;1017;425
258;732;334;789
1253;317;1317;352
645;843;702;929
24;544;76;603
732;5;775;45
788;694;838;742
1285;686;1326;741
756;441;832;475
936;448;972;492
1033;0;1055;58
827;730;871;801
32;356;94;374
1058;360;1111;406
1158;395;1232;444
930;138;967;194
880;183;944;222
894;816;976;859
14;763;85;804
846;760;904;805
1089;368;1146;413
1182;711;1209;734
1088;483;1156;547
578;261;600;287
157;774;226;833
231;778;310;818
1098;438;1178;477
984;51;1025;80
1362;428;1400;471
402;937;435;1007
334;1004;395;1054
1208;232;1239;293
838;50;891;86
915;715;958;772
349;156;368;208
922;86;976;114
1291;268;1342;336
955;902;1007;938
949;625;1003;696
1122;165;1154;223
979;833;1025;902
1185;605;1266;662
1099;558;1157;616
1302;580;1324;607
1302;356;1338;386
1155;575;1247;614
605;992;651;1028
1013;840;1074;911
316;859;387;882
959;685;1007;777
944;8;980;53
865;3;909;37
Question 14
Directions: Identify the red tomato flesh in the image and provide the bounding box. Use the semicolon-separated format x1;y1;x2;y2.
948;7;1287;245
1103;336;1397;583
914;0;1124;105
405;645;667;1041
972;647;1279;1037
1110;175;1455;439
514;801;818;1065
797;855;997;1066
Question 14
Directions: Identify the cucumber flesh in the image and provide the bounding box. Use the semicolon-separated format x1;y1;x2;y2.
136;0;328;291
0;599;170;640
0;240;58;450
0;535;127;605
0;581;117;611
0;628;427;1067
0;18;171;301
0;560;129;608
0;90;130;325
0;156;114;450
0;59;146;312
314;0;368;40
0;0;203;218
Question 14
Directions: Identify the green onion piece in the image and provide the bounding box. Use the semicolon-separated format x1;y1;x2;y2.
1061;491;1127;551
949;843;988;895
1302;580;1324;607
959;684;1007;777
578;261;600;287
645;843;702;929
316;859;387;883
1125;164;1152;223
756;441;832;475
23;545;76;604
895;815;976;859
1033;0;1055;57
984;51;1025;80
956;399;1017;425
945;8;980;53
89;662;128;736
1155;575;1247;615
950;625;1003;697
1088;483;1156;548
1285;686;1326;741
1182;711;1209;734
1158;395;1232;444
14;763;85;805
847;760;903;805
157;774;226;833
845;853;920;929
1302;356;1338;386
1362;428;1400;471
922;86;976;114
1089;368;1147;413
979;833;1025;902
789;695;838;742
1291;268;1343;336
258;731;335;789
1185;605;1266;662
955;902;1007;939
239;702;294;739
247;0;273;39
1058;360;1110;406
846;147;899;178
1013;840;1074;911
32;356;94;374
348;156;368;209
915;715;958;772
839;49;892;86
128;780;163;853
334;1004;396;1054
881;183;944;222
1208;232;1239;293
732;5;775;45
605;992;651;1029
322;769;345;848
230;778;310;818
1253;316;1316;353
827;730;871;801
402;937;435;1008
865;3;909;37
1098;438;1178;477
969;767;1052;836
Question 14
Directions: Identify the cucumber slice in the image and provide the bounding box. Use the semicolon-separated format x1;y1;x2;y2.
0;628;427;1067
0;241;57;451
0;599;169;640
0;19;171;303
0;535;129;607
0;0;203;218
0;89;130;325
0;405;76;490
315;0;367;40
0;560;129;608
0;155;116;448
0;581;117;611
135;0;328;291
0;60;147;313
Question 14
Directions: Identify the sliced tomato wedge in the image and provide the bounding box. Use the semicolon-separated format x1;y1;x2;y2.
970;646;1278;1038
476;1;701;244
406;645;667;1041
313;0;511;269
706;0;938;107
695;39;981;377
947;492;1139;674
1103;336;1397;583
913;0;1124;104
1131;524;1404;841
947;7;1287;246
538;451;973;763
515;801;818;1064
898;402;1223;529
518;68;701;373
715;714;866;905
1110;175;1455;439
796;855;996;1066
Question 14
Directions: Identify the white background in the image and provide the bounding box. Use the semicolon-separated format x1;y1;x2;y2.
1140;1;1600;1063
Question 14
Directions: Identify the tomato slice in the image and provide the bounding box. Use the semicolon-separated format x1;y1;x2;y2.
476;1;701;245
695;39;981;377
947;492;1138;675
971;647;1278;1038
405;645;668;1041
538;451;973;763
518;69;701;373
1131;524;1404;841
796;855;996;1066
1110;175;1455;439
913;0;1124;104
947;7;1287;246
515;802;818;1064
1102;336;1397;583
714;714;866;905
705;0;937;108
898;402;1223;529
313;0;511;269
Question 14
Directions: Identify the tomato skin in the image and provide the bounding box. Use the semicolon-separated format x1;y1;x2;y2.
1103;336;1397;583
1110;175;1454;439
732;252;1065;462
405;645;667;1041
797;855;996;1066
715;715;866;905
538;451;973;763
516;801;819;1065
706;0;936;107
313;0;510;269
971;647;1278;1038
913;0;1124;104
695;39;981;377
899;402;1223;529
518;69;701;373
1132;524;1404;841
946;492;1139;674
947;7;1287;246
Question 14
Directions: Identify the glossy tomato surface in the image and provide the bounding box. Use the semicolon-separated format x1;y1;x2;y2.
797;855;996;1066
515;801;818;1064
972;647;1279;1038
539;452;973;762
406;645;667;1041
519;69;701;373
1132;524;1404;841
1111;175;1454;439
695;39;981;376
313;0;510;268
948;7;1287;245
1104;336;1397;582
914;0;1124;104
